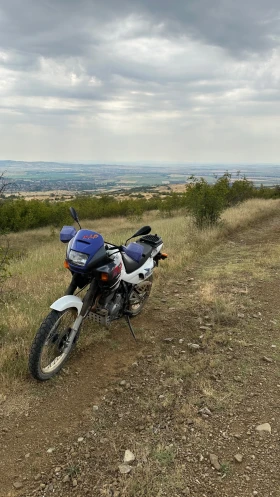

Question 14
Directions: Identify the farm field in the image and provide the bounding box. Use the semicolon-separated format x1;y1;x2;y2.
2;161;280;197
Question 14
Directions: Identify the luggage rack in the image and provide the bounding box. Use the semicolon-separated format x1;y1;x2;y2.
139;234;162;247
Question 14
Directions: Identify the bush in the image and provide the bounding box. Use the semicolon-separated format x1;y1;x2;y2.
185;175;228;227
227;174;255;205
185;172;262;228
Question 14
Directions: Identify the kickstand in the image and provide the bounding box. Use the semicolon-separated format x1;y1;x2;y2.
125;314;137;341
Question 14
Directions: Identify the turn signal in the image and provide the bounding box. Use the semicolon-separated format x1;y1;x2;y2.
101;272;109;281
63;260;70;269
161;253;168;259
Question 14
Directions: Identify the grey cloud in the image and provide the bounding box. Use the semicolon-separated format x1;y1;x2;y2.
0;1;97;58
139;0;280;55
1;0;279;85
0;0;280;162
1;0;279;60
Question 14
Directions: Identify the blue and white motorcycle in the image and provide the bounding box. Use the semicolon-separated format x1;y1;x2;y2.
29;207;167;380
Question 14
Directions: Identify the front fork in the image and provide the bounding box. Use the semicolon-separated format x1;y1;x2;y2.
64;273;80;296
65;277;99;349
79;278;99;317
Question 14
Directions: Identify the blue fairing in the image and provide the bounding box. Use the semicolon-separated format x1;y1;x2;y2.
67;229;106;272
70;229;104;253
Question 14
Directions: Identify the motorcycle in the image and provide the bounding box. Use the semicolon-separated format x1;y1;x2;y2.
29;207;167;381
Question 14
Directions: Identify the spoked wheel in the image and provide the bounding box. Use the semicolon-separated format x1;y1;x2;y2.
29;308;80;381
128;276;153;316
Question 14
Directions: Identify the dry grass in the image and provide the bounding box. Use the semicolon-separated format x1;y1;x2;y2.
1;198;280;386
222;197;280;232
187;198;280;254
158;355;194;380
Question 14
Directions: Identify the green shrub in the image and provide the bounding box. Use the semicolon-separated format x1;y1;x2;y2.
185;172;265;228
227;174;255;205
185;175;228;227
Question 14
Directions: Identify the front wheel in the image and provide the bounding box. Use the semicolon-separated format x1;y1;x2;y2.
29;308;80;381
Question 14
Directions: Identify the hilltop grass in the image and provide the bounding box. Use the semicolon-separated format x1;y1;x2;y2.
1;198;280;387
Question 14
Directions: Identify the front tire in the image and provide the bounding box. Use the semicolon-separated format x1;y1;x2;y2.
29;308;79;381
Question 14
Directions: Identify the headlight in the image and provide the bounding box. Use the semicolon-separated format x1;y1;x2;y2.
68;250;89;267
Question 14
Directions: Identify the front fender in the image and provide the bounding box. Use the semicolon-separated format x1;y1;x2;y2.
50;295;83;314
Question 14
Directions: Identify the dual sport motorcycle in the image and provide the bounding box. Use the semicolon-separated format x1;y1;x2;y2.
29;208;167;381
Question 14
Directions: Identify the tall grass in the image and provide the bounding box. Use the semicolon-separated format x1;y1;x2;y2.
1;198;280;386
187;198;280;255
222;198;280;232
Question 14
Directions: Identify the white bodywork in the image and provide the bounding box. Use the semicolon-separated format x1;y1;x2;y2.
107;243;163;284
50;242;163;314
50;295;83;313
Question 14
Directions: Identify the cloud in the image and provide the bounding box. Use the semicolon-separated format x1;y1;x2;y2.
2;0;279;58
139;0;280;55
0;0;279;161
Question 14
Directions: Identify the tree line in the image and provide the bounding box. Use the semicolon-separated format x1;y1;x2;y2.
0;192;186;232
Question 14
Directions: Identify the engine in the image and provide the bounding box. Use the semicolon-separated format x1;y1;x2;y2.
103;291;124;320
88;290;124;327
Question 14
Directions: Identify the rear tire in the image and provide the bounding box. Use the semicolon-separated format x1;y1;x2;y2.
29;308;79;381
128;275;153;316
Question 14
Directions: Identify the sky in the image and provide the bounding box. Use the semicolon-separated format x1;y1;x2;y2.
0;0;280;163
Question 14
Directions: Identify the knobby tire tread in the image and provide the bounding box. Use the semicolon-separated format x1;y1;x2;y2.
29;310;73;381
129;275;153;316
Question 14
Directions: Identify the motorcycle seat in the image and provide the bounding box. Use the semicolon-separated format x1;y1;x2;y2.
121;242;153;274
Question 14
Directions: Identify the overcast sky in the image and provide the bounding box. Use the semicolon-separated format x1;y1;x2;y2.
0;0;279;163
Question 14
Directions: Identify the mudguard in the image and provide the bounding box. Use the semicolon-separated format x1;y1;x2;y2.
50;295;83;314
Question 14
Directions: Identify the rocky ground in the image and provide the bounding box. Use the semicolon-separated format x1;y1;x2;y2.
1;216;280;497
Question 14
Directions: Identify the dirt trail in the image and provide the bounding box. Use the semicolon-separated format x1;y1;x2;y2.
1;216;280;497
0;325;144;495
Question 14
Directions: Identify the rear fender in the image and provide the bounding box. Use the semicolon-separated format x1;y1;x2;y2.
50;295;83;314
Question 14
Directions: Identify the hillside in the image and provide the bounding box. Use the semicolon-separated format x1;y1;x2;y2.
1;201;280;496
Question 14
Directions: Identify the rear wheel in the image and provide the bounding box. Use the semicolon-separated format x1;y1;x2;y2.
29;308;79;381
128;276;153;316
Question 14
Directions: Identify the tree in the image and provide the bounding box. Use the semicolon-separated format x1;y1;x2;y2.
185;175;229;227
0;172;10;195
185;172;260;228
227;175;255;205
